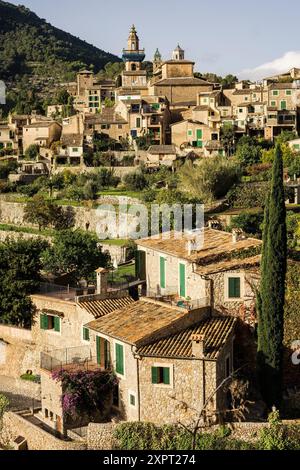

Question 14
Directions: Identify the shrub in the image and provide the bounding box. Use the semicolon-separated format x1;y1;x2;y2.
227;182;269;209
123;171;148;191
229;211;264;236
114;422;255;450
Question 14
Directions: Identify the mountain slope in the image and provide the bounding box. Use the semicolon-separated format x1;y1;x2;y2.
0;0;120;81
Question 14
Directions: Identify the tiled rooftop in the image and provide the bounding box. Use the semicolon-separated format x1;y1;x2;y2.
136;228;262;272
79;296;135;319
137;316;236;360
85;298;197;346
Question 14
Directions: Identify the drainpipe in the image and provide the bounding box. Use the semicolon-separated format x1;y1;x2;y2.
132;346;141;421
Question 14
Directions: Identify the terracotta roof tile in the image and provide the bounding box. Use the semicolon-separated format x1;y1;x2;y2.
85;298;197;345
137;316;236;360
79;296;135;319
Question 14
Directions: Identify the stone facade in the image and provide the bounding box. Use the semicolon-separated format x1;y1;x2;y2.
0;411;86;450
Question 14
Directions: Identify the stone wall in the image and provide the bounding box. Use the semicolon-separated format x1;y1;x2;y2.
0;411;86;450
87;422;118;450
0;199;138;234
0;230;51;244
0;325;38;378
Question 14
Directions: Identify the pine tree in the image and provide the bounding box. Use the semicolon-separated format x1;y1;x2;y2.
257;143;287;408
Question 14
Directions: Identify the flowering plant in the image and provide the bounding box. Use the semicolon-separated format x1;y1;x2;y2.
52;369;116;420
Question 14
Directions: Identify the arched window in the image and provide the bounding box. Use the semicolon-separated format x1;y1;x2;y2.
131;64;137;71
132;42;135;50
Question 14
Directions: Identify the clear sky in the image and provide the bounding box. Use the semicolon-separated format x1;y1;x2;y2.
7;0;300;80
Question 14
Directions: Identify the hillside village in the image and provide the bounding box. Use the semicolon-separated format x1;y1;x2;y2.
0;24;300;451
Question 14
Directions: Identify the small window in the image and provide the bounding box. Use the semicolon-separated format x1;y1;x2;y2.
272;90;279;96
187;130;193;137
83;327;90;342
286;90;292;96
151;366;170;385
118;124;123;129
228;277;241;299
129;394;136;406
45;409;49;418
40;314;60;332
239;108;243;113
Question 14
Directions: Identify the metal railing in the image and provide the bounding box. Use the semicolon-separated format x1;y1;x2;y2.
146;288;210;311
40;346;100;372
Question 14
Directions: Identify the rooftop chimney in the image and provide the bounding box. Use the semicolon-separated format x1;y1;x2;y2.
191;333;205;358
95;267;109;295
232;228;244;243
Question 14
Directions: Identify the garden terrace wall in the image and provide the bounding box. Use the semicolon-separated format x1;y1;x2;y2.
0;412;86;450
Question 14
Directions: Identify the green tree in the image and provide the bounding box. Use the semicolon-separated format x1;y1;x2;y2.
235;136;262;167
257;144;287;409
220;123;235;156
25;144;40;160
24;194;57;230
42;229;110;281
0;238;49;327
178;158;240;203
56;89;70;105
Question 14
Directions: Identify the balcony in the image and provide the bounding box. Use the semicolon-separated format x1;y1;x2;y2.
146;287;209;311
40;346;101;373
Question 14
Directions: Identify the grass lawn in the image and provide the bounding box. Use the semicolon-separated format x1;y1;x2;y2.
97;188;142;199
100;238;130;247
108;262;135;283
0;223;54;237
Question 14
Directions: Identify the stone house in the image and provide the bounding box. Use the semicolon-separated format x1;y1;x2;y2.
84;107;129;144
34;289;136;435
135;228;261;322
149;46;213;107
84;297;236;425
56;134;84;166
22;121;62;152
0;124;17;153
142;144;177;168
115;95;171;145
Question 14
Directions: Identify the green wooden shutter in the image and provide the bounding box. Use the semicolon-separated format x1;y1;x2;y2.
228;277;241;298
281;101;287;110
83;327;90;341
104;340;110;369
151;367;158;384
163;367;170;385
179;263;186;298
40;314;48;330
160;257;166;289
116;343;124;375
54;316;60;332
96;336;101;365
196;129;203;140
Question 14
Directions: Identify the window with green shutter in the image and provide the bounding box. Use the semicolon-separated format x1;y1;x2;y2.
115;343;124;375
54;316;60;333
196;129;203;140
228;277;241;299
151;366;171;385
160;256;166;289
280;101;287;110
40;313;48;330
187;130;193;137
286;90;292;96
83;327;90;341
272;90;279;96
96;336;101;365
179;263;186;298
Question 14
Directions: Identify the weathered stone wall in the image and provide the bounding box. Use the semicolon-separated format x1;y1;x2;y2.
0;325;38;378
209;269;259;323
40;369;64;435
99;243;128;265
138;356;217;426
0;411;86;450
0;230;51;244
0;199;138;233
32;296;95;353
87;422;119;450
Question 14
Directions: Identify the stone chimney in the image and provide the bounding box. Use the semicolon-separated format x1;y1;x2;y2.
191;334;205;358
95;267;109;295
232;228;244;243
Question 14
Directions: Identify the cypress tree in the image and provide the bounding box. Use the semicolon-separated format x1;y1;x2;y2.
257;143;287;408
